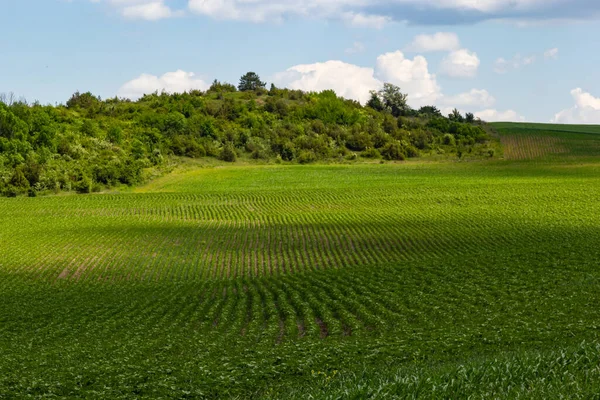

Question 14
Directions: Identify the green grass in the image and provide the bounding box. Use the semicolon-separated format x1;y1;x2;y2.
1;124;600;398
491;122;600;161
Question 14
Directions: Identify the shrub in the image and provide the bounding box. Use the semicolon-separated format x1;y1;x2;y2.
297;150;316;164
381;142;406;161
219;143;237;162
405;145;419;158
74;176;92;194
251;149;269;160
361;148;381;159
442;134;456;146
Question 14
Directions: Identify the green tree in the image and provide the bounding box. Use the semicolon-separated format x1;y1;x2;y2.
238;72;266;92
379;83;410;117
419;106;442;117
366;91;384;112
449;108;464;123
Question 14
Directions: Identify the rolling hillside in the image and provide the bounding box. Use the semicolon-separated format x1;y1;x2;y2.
492;122;600;161
0;124;599;398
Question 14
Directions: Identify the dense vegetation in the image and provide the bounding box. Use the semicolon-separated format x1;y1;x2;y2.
1;119;600;397
0;76;492;197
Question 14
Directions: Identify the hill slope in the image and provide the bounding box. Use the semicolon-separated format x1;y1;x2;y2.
492;122;600;161
1;159;600;398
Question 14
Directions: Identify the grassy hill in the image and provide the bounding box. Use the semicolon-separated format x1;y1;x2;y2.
0;88;491;198
0;123;599;398
492;122;600;161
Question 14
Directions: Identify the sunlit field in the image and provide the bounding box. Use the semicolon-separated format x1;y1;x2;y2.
1;123;600;398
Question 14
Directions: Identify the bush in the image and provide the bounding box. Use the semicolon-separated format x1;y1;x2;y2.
219;143;237;162
73;177;93;194
251;149;269;160
405;145;419;158
381;142;406;161
442;134;456;146
297;150;316;164
361;148;381;159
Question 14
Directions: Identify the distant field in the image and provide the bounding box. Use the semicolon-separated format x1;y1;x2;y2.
492;122;600;160
1;124;600;398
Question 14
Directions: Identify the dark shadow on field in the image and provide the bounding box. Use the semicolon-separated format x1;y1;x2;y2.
2;221;600;397
2;213;598;284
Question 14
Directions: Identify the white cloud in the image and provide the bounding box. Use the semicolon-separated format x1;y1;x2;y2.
440;49;480;78
187;0;394;26
122;1;181;20
273;61;382;104
272;51;440;108
91;0;182;20
494;49;557;74
552;88;600;124
87;1;600;24
406;32;460;53
118;70;210;99
494;54;535;74
342;12;391;29
440;89;496;108
375;51;441;107
345;41;366;55
544;47;559;60
271;50;521;117
475;109;526;122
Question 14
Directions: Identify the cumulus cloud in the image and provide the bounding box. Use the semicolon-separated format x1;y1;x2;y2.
272;51;441;107
440;49;480;78
440;89;496;108
273;61;382;105
375;51;441;107
475;109;526;122
271;50;524;119
118;70;210;99
552;88;600;124
406;32;460;53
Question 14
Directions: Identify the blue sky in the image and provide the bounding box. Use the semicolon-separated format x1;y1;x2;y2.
2;0;600;123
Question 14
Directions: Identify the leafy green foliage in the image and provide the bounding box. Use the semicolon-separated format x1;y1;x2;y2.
238;71;267;92
0;86;490;197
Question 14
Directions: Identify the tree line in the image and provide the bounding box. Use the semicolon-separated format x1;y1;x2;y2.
0;72;493;197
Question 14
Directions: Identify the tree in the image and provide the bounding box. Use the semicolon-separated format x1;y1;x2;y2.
418;106;442;117
238;72;266;92
366;91;384;112
208;80;237;93
379;83;410;117
449;108;464;123
465;112;475;124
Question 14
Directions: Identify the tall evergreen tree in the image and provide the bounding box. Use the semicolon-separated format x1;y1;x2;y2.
238;72;266;92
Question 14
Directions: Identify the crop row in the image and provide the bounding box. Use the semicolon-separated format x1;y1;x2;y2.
0;164;598;284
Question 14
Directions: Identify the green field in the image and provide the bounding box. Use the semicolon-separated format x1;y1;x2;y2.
1;124;600;398
492;122;600;161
